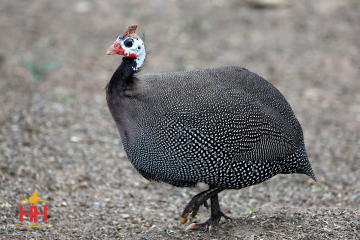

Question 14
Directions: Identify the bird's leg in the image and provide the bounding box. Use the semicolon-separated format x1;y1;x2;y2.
180;186;223;224
180;186;229;227
183;189;232;231
208;193;232;230
203;200;209;209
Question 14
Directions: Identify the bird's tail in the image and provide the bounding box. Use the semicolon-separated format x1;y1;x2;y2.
302;159;317;182
280;146;317;182
298;147;317;182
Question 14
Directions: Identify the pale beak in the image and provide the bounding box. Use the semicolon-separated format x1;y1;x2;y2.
106;44;117;55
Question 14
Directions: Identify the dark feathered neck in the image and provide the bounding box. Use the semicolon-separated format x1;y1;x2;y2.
106;57;138;95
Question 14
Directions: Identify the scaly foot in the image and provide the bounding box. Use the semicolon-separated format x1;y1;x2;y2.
180;186;232;231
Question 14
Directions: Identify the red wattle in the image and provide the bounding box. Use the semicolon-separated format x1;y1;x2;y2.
113;42;137;58
124;52;137;58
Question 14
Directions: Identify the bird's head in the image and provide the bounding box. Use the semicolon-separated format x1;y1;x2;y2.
33;192;37;196
106;24;146;71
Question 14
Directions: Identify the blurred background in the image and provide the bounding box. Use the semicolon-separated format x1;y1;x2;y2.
0;0;359;238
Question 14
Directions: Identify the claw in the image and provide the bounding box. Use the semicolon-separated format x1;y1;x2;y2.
185;223;199;231
179;217;187;225
180;187;227;231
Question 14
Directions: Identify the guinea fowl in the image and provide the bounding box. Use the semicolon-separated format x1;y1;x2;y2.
105;24;316;230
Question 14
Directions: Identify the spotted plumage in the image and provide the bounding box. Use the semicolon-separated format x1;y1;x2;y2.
105;24;316;230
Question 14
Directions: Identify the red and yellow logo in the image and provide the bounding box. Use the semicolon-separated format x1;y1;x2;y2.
16;192;50;227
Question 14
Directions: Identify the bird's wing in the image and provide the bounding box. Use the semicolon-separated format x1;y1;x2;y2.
139;66;301;162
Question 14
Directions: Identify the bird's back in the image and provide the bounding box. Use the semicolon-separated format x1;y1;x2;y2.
117;66;315;189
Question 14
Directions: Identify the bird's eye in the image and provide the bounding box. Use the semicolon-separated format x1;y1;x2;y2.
124;39;133;48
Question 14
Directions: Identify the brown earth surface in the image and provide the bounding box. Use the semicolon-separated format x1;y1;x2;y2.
0;0;359;239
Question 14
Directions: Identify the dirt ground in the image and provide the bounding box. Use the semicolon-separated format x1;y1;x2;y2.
0;0;359;239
